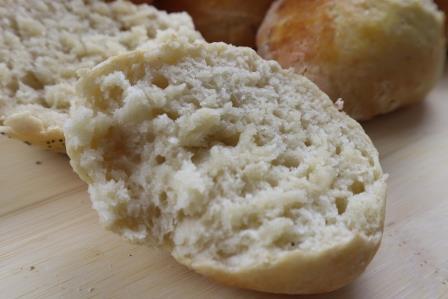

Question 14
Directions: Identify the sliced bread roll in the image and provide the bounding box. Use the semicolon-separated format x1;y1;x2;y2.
0;0;199;152
65;32;387;294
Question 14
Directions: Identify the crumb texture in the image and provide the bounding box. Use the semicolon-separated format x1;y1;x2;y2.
66;33;386;293
0;0;197;152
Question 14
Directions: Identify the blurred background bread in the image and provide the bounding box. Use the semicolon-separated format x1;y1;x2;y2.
257;0;446;120
435;0;448;39
155;0;273;47
129;0;153;4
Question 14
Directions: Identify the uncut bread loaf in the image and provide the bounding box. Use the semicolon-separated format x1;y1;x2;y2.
435;0;448;39
257;0;445;120
65;32;387;294
0;0;198;152
154;0;273;47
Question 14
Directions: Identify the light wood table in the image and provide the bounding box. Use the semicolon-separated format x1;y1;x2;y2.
1;71;447;299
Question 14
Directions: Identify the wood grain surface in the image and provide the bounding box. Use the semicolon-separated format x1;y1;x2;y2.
1;71;447;299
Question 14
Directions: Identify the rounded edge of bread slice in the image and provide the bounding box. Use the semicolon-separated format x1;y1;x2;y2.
0;0;200;152
65;31;387;294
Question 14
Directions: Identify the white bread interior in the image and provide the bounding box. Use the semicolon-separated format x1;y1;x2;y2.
65;32;387;294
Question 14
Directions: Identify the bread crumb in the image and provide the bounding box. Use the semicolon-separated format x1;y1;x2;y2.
335;98;344;111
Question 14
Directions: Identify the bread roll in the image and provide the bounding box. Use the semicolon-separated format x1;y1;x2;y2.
130;0;154;4
257;0;446;120
0;0;198;152
435;0;448;39
155;0;273;47
65;31;387;294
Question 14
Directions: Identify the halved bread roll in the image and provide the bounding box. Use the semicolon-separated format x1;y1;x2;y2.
65;32;387;294
0;0;198;152
257;0;446;120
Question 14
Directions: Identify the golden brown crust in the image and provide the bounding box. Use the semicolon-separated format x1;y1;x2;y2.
155;0;273;47
129;0;154;4
257;0;335;68
257;0;338;107
257;0;446;120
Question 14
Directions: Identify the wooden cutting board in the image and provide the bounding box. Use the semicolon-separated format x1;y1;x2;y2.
1;71;447;299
